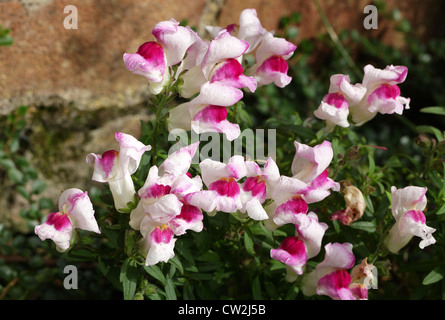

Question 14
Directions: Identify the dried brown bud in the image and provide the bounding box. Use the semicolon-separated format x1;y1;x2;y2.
330;181;366;225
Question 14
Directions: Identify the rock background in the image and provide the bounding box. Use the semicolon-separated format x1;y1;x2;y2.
1;0;444;230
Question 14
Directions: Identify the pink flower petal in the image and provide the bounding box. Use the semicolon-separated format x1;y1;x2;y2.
317;269;355;300
123;41;166;82
34;212;73;251
152;18;197;66
271;236;308;275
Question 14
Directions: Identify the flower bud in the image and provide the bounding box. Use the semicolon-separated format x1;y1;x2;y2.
345;146;361;161
330;181;366;225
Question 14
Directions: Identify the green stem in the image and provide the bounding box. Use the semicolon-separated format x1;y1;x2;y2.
314;0;362;79
150;82;176;166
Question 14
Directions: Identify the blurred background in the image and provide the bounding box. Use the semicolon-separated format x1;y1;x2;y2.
1;0;445;299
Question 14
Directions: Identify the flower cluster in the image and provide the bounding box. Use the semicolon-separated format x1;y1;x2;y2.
33;8;438;301
314;64;410;131
123;9;296;141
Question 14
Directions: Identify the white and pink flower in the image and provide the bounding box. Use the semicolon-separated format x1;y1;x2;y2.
239;157;280;220
247;32;296;88
349;258;377;300
129;142;216;266
206;8;267;54
86;132;151;213
263;176;311;231
271;212;328;275
168;81;244;141
350;64;410;125
199;155;247;214
34;188;100;252
291;140;340;203
123;19;197;95
179;30;257;99
314;74;366;131
301;242;356;300
263;140;339;231
385;186;436;253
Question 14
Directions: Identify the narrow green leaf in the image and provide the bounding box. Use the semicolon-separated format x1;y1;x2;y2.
144;265;167;286
436;203;445;215
423;267;445;285
183;281;195;300
350;220;376;233
420;106;445;116
165;277;177;300
252;275;262;300
120;258;139;300
368;153;375;177
384;155;402;168
168;256;184;275
243;228;255;256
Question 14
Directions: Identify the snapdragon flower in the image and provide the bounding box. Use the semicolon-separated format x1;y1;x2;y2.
34;188;100;252
263;175;310;231
206;8;296;89
239;157;280;220
291;140;340;203
199;155;247;214
170;32;257;141
349;258;377;300
350;64;410;125
205;8;266;54
168;82;244;141
123;18;197;95
271;212;328;275
263;140;339;231
314;74;366;131
385;186;436;253
86;132;151;213
301;242;356;300
247;32;296;88
179;30;257;99
315;64;410;130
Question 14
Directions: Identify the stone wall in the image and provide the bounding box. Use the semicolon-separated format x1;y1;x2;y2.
1;0;443;115
0;0;443;230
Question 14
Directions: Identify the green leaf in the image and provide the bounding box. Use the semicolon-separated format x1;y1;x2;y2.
436;203;445;215
168;256;184;275
252;275;262;300
144;265;167;286
31;179;46;194
0;159;15;170
384;155;402;168
243;228;255;256
420;106;445;116
7;168;23;184
67;249;96;261
17;185;30;200
368;153;375;177
422;267;445;285
350;220;376;233
165;277;177;300
120;258;139;300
